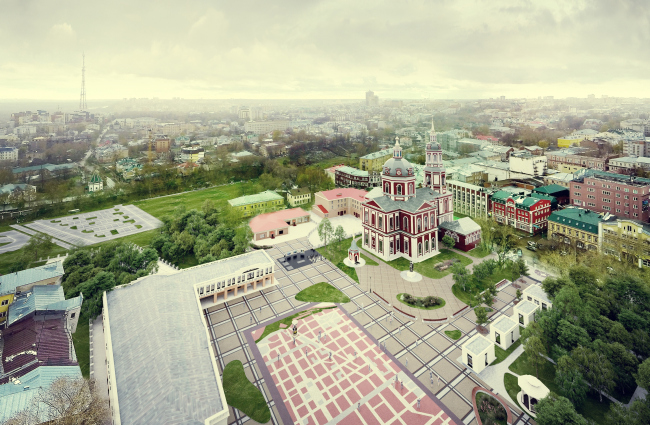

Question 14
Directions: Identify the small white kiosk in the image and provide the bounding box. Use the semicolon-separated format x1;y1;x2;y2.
462;334;495;374
523;285;553;311
518;374;550;417
490;315;520;350
514;300;538;327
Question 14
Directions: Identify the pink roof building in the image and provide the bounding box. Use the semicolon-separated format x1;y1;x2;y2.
249;208;310;241
312;188;368;219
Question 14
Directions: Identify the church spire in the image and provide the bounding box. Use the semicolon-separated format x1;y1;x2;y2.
393;136;402;159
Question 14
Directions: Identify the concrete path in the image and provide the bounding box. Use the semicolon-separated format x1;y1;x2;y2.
90;315;109;401
0;230;30;254
626;386;648;407
9;224;75;249
478;345;524;406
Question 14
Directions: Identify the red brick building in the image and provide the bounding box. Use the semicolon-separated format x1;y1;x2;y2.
438;217;482;251
570;170;650;222
491;191;552;234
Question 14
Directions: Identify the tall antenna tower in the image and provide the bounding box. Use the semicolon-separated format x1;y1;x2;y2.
79;53;87;111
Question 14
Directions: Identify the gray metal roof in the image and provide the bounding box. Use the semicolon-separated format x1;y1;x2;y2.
106;271;226;424
7;285;82;326
0;261;64;296
492;315;517;333
368;187;443;213
440;217;481;235
465;334;493;355
515;300;538;315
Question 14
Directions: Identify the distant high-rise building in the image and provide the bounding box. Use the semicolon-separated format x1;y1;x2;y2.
365;90;379;107
588;94;595;99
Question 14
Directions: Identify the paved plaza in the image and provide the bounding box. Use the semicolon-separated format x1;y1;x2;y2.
0;229;30;254
253;307;457;425
204;236;538;425
25;204;162;246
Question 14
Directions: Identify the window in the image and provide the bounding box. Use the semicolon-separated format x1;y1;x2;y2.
485;353;488;366
511;331;514;343
519;314;524;324
1;299;7;306
379;240;383;253
495;332;501;345
467;354;473;368
542;303;547;311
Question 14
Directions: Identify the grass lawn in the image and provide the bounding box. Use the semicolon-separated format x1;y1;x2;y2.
316;238;359;282
445;330;461;340
475;392;508;425
468;246;491;258
503;373;523;410
491;339;521;365
386;249;472;279
508;351;612;424
453;212;469;220
72;312;90;378
452;283;477;306
295;282;350;304
0;244;69;275
133;180;260;219
255;306;336;343
360;253;378;266
222;360;271;423
396;293;446;310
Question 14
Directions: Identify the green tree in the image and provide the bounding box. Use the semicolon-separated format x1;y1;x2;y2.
636;358;650;391
451;262;471;292
511;257;529;282
442;234;456;250
474;307;489;329
23;233;55;261
535;393;588;425
555;356;588;407
572;345;615;402
481;281;498;310
333;225;346;249
317;218;333;247
523;334;547;379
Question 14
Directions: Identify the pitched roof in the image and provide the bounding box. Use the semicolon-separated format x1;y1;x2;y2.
228;190;283;207
549;207;611;234
439;217;481;235
0;366;82;423
249;208;309;233
317;188;368;202
89;172;102;183
533;184;569;196
7;285;82;327
336;166;368;177
0;261;64;296
289;187;310;196
105;264;237;424
360;148;392;160
368;187;444;213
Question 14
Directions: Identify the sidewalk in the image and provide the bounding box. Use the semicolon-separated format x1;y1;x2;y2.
478;344;524;406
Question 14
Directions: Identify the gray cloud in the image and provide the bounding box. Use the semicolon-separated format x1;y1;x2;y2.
0;0;648;99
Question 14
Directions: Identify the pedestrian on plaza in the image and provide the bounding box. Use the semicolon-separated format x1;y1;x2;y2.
417;398;420;409
329;351;332;360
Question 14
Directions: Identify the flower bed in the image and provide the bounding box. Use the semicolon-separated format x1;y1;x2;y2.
396;293;446;310
475;392;507;425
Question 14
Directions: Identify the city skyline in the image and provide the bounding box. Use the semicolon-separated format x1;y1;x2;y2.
1;0;649;100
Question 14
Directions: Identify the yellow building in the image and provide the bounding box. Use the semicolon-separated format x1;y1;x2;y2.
557;164;586;173
600;218;650;268
359;148;393;171
287;187;311;207
0;261;65;323
228;190;285;217
557;135;586;148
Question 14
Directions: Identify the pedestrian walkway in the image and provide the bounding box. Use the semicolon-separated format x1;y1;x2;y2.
477;345;524;406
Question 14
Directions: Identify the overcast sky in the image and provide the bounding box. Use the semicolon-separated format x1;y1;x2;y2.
1;0;648;101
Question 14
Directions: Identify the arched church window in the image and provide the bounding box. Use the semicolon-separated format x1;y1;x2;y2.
403;217;408;231
425;240;429;252
397;185;402;195
417;218;421;232
424;216;428;229
418;243;422;256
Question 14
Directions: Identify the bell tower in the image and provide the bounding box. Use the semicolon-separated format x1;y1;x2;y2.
424;120;446;193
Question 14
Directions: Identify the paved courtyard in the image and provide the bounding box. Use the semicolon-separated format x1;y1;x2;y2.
253;307;457;425
205;236;538;425
25;204;162;246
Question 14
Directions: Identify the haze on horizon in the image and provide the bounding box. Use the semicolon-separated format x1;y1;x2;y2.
1;0;649;101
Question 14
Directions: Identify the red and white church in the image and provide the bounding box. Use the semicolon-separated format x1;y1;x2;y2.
361;125;454;262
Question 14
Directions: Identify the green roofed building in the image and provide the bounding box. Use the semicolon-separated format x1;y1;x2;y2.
228;190;284;217
491;190;552;234
532;184;570;205
548;207;616;252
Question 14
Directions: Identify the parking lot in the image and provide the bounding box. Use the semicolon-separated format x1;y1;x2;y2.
25;204;162;246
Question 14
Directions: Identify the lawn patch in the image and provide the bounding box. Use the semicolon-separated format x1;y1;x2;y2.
386;249;472;279
86;216;97;220
113;218;119;221
316;238;359;282
223;360;270;423
60;223;69;226
110;229;119;235
295;282;350;303
88;222;95;225
452;283;477;306
73;217;79;220
94;234;105;238
72;312;90;378
50;219;61;223
81;229;94;234
134;224;142;229
396;293;446;310
70;226;78;230
475;392;508;425
255;307;335;343
491;339;521;365
123;219;135;224
504;373;523;410
468;246;492;258
113;212;123;215
445;329;462;340
122;216;129;219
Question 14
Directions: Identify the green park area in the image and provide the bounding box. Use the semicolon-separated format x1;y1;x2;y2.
255;306;336;343
396;293;446;310
386;249;472;279
444;329;461;340
295;282;350;304
316;237;359;283
222;360;271;423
